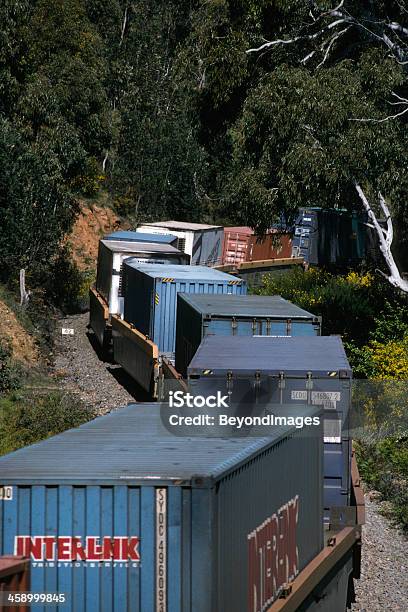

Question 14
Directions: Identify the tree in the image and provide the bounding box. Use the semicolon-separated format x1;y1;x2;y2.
106;0;207;221
0;118;77;284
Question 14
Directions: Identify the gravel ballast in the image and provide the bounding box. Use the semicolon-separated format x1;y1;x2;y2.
53;313;145;414
352;495;407;611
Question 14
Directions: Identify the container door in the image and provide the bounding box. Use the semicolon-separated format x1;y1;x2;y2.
279;378;351;522
267;321;287;336
153;278;178;353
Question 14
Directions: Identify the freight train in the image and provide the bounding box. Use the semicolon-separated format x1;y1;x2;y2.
0;229;365;611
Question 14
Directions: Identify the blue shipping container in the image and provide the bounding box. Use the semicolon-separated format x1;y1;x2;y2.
0;403;323;612
122;264;247;354
104;230;178;246
188;335;352;523
175;294;321;376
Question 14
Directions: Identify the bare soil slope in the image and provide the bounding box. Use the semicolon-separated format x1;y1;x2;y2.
0;300;39;365
68;203;125;270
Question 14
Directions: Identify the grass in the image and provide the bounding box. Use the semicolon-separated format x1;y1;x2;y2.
0;389;96;456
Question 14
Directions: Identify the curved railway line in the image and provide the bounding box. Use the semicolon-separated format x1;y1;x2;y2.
54;312;407;611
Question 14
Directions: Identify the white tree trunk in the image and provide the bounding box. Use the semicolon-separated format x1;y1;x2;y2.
355;184;408;293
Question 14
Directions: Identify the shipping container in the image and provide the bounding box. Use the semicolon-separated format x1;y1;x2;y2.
175;294;321;377
0;403;323;612
104;231;177;246
247;231;293;261
137;222;224;266
187;335;352;523
221;227;253;266
95;240;190;316
292;208;367;267
122;263;247;356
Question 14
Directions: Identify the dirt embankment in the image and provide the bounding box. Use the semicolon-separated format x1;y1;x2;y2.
68;204;126;270
0;301;39;366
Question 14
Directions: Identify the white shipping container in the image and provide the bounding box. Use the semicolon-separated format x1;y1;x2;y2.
136;221;224;266
95;239;189;316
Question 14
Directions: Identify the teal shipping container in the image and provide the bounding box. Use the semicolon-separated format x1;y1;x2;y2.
175;294;321;376
122;263;246;355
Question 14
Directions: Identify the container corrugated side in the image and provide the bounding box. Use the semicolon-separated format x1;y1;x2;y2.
0;403;323;612
247;232;293;261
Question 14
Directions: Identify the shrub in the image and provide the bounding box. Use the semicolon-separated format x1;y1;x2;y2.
44;247;95;314
258;267;406;347
0;390;96;455
368;336;408;380
0;337;22;394
355;436;408;532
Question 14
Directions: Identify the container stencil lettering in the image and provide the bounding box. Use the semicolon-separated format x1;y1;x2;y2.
248;496;299;612
14;536;140;563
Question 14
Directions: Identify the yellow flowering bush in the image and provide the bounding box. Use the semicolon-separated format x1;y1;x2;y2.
345;271;373;288
368;336;408;380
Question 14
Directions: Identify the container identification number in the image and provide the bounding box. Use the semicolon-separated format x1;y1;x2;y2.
0;486;13;500
156;488;167;612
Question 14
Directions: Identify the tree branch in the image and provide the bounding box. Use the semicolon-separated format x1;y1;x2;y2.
119;5;128;47
246;2;408;65
355;184;408;293
350;105;408;123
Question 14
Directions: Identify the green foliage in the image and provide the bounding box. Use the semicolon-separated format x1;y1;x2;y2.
0;390;96;455
355;436;408;532
1;0;408;293
44;247;96;314
0;0;112;294
258;268;389;343
228;54;407;231
0;117;78;285
370;302;408;344
108;0;207;222
0;338;22;395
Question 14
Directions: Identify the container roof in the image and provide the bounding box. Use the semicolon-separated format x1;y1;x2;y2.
100;240;182;255
224;226;253;234
0;403;318;485
104;230;176;243
178;294;317;319
124;262;243;282
140;221;222;231
188;336;351;376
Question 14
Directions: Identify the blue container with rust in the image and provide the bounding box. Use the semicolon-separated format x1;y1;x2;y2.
122;263;247;355
175;294;321;376
0;403;323;612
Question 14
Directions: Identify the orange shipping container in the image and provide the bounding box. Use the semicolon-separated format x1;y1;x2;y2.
222;227;253;266
247;231;293;261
